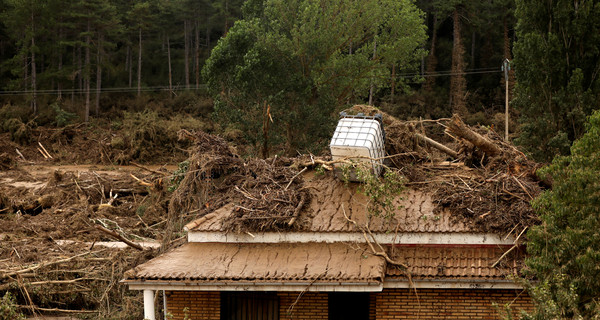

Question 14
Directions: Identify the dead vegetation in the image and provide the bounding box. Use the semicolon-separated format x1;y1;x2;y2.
169;105;544;236
345;105;543;234
168;130;309;234
0;164;170;318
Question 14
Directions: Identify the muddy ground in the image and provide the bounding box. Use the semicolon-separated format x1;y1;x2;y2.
0;127;187;319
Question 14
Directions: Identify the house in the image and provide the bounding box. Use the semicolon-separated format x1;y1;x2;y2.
122;171;534;320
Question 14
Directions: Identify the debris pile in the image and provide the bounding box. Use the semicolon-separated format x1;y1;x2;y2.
345;105;543;233
169;130;309;233
0;165;168;317
171;107;543;235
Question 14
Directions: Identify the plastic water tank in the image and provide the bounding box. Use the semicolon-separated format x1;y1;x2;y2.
329;113;385;182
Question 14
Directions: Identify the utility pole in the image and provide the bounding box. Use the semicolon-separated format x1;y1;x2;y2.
502;59;511;141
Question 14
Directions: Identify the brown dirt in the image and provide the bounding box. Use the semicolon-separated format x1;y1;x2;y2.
0;164;172;318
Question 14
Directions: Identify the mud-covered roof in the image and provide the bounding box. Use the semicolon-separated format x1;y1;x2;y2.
123;242;521;284
123;242;385;284
386;246;522;280
185;172;473;234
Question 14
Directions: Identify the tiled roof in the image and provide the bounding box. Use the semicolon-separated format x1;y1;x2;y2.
185;173;472;233
124;242;385;283
386;246;522;279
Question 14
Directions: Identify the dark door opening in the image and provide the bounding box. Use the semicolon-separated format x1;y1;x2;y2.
328;292;370;320
221;292;279;320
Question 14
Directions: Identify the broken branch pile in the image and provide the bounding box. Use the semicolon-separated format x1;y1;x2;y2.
0;165;169;317
346;105;543;234
169;130;309;233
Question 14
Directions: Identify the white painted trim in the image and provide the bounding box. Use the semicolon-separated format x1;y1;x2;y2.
143;289;155;320
127;278;522;292
127;281;383;292
187;231;514;246
383;279;523;290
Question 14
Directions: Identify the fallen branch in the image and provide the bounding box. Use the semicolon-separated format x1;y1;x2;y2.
130;174;153;187
285;167;307;191
37;147;48;159
298;153;417;170
287;193;306;226
341;205;408;269
491;244;518;268
131;162;168;176
414;133;458;158
16;305;99;314
15;148;26;161
38;142;53;159
1;250;106;279
492;226;528;268
94;225;144;251
447;114;501;157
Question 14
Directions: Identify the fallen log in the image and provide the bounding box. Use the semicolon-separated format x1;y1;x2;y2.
414;133;458;158
95;225;144;251
447;114;501;157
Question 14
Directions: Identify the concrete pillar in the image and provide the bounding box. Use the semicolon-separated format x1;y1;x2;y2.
143;289;155;320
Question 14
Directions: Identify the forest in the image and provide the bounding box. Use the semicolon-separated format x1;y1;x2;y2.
1;0;600;319
0;0;567;159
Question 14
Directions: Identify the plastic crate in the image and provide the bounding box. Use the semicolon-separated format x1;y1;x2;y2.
329;113;385;182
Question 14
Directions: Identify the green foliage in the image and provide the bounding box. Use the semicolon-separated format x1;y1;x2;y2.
51;102;77;127
203;0;427;155
168;160;189;192
522;110;600;319
0;292;25;320
2;117;31;144
120;110;207;160
513;1;600;161
340;163;405;221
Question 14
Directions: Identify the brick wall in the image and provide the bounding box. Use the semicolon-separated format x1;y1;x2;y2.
166;291;220;320
278;292;328;320
164;288;533;320
375;288;533;320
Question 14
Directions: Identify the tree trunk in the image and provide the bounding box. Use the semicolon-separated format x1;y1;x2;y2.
23;47;28;91
31;33;37;115
450;8;467;117
471;31;476;70
368;38;376;106
84;21;91;122
95;34;103;116
390;64;396;103
127;45;132;88
167;33;173;98
502;16;515;96
224;0;229;36
423;13;438;91
184;20;190;89
195;19;200;90
57;28;63;100
206;24;210;47
78;45;83;97
448;114;501;157
137;27;142;97
71;46;76;102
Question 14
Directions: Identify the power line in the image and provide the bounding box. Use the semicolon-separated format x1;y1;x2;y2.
0;68;502;96
0;85;207;96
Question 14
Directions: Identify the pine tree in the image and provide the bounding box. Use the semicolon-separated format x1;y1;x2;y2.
523;110;600;319
513;0;600;162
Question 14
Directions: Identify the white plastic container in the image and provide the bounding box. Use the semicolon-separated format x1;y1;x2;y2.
329;115;385;182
